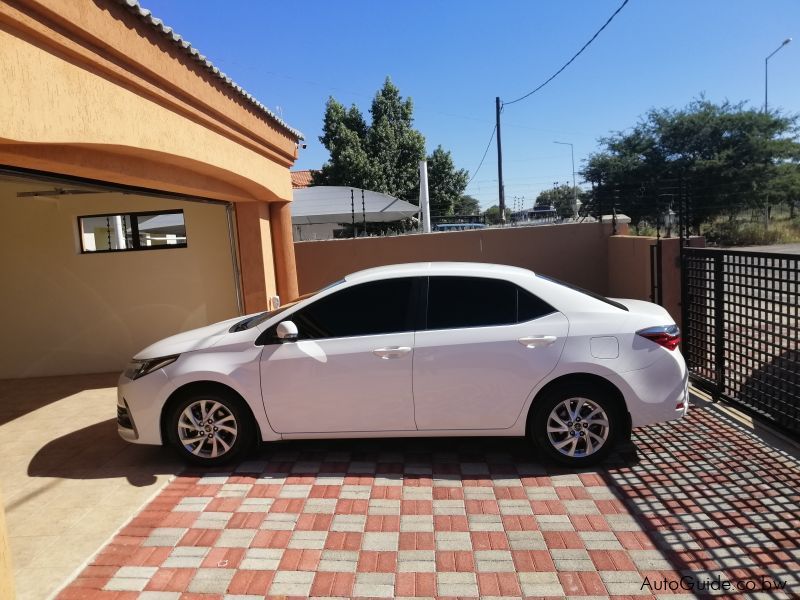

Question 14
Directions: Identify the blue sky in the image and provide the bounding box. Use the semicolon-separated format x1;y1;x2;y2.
141;0;798;209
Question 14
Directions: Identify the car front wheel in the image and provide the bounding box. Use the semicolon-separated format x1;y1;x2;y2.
166;390;254;466
530;383;621;466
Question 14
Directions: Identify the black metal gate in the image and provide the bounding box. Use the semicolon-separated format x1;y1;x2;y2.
682;247;800;433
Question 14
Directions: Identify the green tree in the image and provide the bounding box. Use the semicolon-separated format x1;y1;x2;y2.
426;146;469;217
314;77;427;201
535;184;579;219
484;205;511;225
581;98;800;229
453;194;480;216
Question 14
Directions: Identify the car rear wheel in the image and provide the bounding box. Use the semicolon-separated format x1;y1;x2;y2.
530;383;621;466
166;390;254;466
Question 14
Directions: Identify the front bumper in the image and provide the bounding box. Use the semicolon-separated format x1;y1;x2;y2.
117;369;170;445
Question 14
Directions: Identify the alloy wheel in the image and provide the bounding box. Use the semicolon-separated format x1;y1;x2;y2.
177;399;238;459
546;397;609;458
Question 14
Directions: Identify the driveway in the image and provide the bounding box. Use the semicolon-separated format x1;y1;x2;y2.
47;394;800;599
0;374;181;600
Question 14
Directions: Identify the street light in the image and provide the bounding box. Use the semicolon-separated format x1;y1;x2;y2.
765;38;792;113
553;141;579;217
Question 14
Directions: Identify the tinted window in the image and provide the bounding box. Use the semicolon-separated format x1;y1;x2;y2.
290;278;415;339
426;276;554;330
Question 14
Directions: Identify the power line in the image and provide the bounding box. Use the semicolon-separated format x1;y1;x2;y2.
466;125;497;187
503;0;631;107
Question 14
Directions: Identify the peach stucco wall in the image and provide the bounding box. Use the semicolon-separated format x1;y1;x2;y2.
294;223;618;295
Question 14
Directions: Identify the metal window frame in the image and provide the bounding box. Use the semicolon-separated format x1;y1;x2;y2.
77;209;188;254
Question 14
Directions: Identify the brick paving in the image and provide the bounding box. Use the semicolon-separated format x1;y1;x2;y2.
56;402;800;599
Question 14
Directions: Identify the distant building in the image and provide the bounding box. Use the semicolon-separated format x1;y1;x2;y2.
291;170;317;189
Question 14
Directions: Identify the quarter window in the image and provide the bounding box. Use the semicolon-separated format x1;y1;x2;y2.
426;276;554;330
79;210;187;252
290;278;416;340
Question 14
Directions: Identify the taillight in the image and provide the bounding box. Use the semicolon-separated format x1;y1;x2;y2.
637;325;681;351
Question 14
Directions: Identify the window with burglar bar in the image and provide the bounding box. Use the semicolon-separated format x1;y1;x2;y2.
78;210;187;253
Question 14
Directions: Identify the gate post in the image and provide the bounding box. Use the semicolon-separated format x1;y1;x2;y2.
713;254;725;393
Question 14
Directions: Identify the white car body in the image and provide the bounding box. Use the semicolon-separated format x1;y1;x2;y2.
118;262;688;455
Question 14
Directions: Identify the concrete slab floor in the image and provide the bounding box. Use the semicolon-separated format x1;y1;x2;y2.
0;373;182;600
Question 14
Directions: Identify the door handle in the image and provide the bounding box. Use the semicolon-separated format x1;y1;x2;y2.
518;335;557;348
373;346;412;359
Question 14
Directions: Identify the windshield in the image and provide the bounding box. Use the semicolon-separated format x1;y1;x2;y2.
229;278;346;332
537;274;628;312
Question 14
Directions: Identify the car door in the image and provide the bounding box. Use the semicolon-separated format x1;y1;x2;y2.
259;277;419;434
413;276;569;430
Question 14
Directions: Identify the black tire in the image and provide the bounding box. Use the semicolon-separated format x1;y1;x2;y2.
529;382;622;467
165;388;255;466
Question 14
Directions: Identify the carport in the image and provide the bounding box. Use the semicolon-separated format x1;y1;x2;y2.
0;0;305;378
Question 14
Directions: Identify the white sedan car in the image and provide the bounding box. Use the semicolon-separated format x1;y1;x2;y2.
118;262;688;467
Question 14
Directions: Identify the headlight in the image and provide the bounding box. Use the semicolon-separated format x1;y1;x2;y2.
123;355;179;380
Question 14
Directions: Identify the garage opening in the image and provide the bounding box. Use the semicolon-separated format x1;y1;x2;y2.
0;168;243;379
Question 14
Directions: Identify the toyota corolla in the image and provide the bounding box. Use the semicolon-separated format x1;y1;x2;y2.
117;262;688;467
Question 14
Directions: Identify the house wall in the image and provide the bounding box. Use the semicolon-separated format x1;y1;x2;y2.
0;190;239;378
294;222;624;295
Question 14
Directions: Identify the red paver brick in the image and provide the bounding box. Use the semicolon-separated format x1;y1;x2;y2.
589;549;637;571
278;548;321;571
559;571;607;596
177;528;221;547
501;515;538;531
371;485;402;499
226;512;265;529
434;515;469;531
512;549;556;571
570;514;611;531
227;570;275;595
399;532;435;550
357;550;397;572
395;572;436;597
436;551;475;572
477;572;522;597
542;530;584;549
325;531;363;551
470;531;509;550
251;530;291;548
365;515;400;531
296;512;333;531
144;568;195;592
401;499;433;514
310;571;355;596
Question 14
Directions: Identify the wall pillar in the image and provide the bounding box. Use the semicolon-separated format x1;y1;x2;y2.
234;202;277;313
0;488;13;600
270;201;299;302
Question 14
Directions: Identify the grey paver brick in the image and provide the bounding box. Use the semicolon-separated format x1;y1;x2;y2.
142;528;187;547
187;568;235;594
236;497;273;512
563;499;601;514
498;499;533;515
519;572;564;596
353;572;395;598
318;550;359;572
269;570;315;596
304;498;337;513
340;485;371;499
535;514;575;531
605;514;644;531
288;530;327;549
163;546;209;568
403;486;433;500
279;484;311;498
368;499;401;515
580;530;624;550
552;548;594;571
526;486;559;500
216;528;257;548
467;514;503;531
474;549;515;572
138;593;181;600
397;550;436;572
436;572;478;596
629;549;673;570
239;548;283;570
507;530;546;550
400;515;434;532
193;512;232;529
173;497;211;512
435;531;472;551
432;500;466;515
362;532;399;551
462;487;495;499
330;514;366;532
260;512;299;530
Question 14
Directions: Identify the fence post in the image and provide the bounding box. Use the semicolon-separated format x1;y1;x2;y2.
713;254;725;393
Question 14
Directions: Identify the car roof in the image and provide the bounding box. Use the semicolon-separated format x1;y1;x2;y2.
344;262;535;283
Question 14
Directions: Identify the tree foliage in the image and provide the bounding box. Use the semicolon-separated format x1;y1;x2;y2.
581;99;800;228
427;146;469;216
535;184;584;219
484;205;512;225
314;78;468;208
454;194;481;216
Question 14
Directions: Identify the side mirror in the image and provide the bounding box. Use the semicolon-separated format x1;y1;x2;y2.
276;320;298;342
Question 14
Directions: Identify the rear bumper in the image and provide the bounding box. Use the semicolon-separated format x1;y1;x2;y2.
618;350;689;428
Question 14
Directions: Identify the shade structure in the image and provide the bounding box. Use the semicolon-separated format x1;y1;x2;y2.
291;186;419;225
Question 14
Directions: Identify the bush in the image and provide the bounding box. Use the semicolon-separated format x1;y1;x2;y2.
704;221;785;246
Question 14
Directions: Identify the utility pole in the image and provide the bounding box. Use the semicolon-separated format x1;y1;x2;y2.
495;97;506;224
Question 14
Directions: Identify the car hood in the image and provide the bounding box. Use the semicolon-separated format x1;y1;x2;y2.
133;314;255;359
